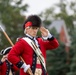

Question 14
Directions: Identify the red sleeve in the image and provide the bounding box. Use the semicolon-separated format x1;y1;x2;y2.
8;39;24;65
41;38;59;50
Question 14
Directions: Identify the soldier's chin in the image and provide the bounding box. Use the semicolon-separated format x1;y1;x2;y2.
33;34;36;37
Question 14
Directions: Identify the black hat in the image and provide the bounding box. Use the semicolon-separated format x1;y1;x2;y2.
0;47;12;55
23;15;42;29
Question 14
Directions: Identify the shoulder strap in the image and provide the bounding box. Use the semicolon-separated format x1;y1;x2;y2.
22;37;35;49
22;37;46;71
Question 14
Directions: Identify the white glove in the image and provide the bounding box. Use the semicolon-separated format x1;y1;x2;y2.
21;63;30;73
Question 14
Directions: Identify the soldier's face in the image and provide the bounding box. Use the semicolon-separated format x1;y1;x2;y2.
26;26;39;37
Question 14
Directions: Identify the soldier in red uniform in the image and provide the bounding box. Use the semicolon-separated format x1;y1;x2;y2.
0;47;18;75
8;15;59;75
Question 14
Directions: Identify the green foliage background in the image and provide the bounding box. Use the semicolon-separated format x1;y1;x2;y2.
0;0;28;49
0;0;76;75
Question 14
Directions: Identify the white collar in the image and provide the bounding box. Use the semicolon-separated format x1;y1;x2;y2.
26;34;36;40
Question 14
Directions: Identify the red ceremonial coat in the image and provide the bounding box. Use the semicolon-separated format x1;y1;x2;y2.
8;37;59;75
0;60;18;75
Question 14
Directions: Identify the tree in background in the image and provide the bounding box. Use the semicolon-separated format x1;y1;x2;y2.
46;28;71;75
0;0;28;49
40;0;76;75
66;28;76;75
40;0;76;31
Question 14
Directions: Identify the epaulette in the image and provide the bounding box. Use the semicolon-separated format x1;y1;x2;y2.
16;37;23;41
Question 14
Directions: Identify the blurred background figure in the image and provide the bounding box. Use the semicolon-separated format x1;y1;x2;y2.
0;47;18;75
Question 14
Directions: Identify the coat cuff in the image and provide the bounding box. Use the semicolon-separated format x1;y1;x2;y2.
16;61;24;68
48;36;54;41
